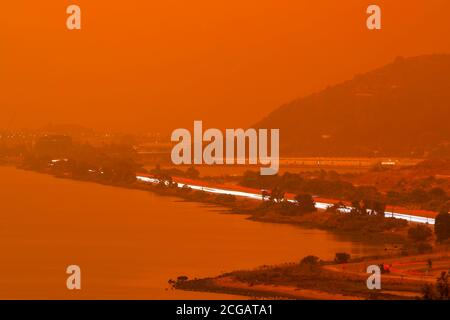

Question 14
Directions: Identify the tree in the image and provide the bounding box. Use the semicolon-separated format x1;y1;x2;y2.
408;224;433;242
435;211;450;242
152;164;162;175
369;200;386;217
269;186;285;203
422;270;450;300
335;252;351;264
429;187;447;200
300;255;320;271
300;255;319;266
261;190;269;202
422;283;437;300
216;194;236;203
436;271;450;300
351;200;367;215
294;193;316;213
409;188;430;203
185;166;200;179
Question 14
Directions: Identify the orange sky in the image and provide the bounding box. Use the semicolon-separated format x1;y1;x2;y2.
1;0;450;133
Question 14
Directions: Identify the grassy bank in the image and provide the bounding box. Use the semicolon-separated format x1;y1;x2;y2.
173;250;450;300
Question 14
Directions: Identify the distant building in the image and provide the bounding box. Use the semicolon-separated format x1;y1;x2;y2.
380;160;397;167
34;135;72;158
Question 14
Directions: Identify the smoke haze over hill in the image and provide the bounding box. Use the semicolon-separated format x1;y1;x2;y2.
257;55;450;157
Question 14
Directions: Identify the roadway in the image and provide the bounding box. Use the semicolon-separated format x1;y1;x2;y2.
136;174;435;225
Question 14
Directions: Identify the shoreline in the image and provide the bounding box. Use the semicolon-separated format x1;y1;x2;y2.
174;276;366;300
7;164;412;246
174;251;450;300
1;164;443;300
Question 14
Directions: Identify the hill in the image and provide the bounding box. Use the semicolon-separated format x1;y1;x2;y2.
256;55;450;157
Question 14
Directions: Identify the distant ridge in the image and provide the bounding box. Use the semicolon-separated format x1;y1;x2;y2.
256;54;450;157
38;123;94;135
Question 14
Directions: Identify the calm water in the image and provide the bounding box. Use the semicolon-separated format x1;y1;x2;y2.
0;166;384;299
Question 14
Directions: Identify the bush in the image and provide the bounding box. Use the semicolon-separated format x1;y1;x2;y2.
321;213;407;234
299;255;320;271
408;224;433;242
180;185;192;193
416;242;433;254
335;252;351;264
215;194;236;203
190;190;211;201
294;194;316;213
422;271;450;300
435;211;450;242
177;275;189;282
422;283;437;300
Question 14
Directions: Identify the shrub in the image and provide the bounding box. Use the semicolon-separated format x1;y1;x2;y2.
422;283;437;300
436;271;450;299
294;194;316;213
435;211;450;242
215;194;236;203
185;166;200;179
177;275;189;282
408;224;433;242
415;242;433;254
423;271;450;300
299;255;320;271
335;252;351;264
179;185;192;193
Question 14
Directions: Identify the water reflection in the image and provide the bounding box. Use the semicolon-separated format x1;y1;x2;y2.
0;167;385;299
